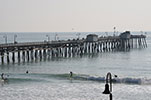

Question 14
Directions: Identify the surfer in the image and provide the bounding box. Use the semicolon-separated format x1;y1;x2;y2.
114;75;118;78
112;74;118;83
26;70;28;74
1;73;8;82
69;71;73;83
70;71;73;78
1;73;4;80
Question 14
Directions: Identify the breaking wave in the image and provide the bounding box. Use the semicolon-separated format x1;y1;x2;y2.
1;73;151;85
74;75;151;85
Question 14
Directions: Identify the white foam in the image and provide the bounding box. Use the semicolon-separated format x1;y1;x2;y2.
1;82;151;100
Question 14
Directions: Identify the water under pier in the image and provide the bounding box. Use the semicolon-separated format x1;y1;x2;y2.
0;31;147;64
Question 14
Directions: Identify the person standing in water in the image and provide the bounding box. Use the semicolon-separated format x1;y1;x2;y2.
1;73;8;80
70;71;73;78
1;73;4;80
69;71;73;83
26;70;29;74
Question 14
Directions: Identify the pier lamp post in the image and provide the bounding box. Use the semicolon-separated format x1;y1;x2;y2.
14;34;17;43
113;27;116;35
55;34;58;41
102;72;113;100
3;35;7;44
46;35;50;42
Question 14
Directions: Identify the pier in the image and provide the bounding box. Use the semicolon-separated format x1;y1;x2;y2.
0;31;147;64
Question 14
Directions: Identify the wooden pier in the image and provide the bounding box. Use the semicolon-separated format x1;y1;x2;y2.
0;31;147;64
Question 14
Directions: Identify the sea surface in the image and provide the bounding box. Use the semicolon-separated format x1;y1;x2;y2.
0;32;151;100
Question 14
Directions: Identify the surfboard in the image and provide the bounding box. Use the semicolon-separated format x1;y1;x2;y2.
0;78;8;83
0;79;5;83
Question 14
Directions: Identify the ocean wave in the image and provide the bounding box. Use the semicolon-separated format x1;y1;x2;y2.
34;73;151;85
1;73;151;85
74;75;151;85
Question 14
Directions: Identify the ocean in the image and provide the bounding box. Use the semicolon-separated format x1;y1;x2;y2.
0;32;151;100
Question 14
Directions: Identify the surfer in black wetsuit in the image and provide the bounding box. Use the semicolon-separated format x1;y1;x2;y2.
70;71;73;78
26;70;29;74
114;75;118;78
1;73;8;81
112;74;118;83
1;73;4;80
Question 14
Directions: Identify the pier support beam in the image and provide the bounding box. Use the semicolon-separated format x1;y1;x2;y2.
39;50;42;60
22;51;25;62
31;50;34;60
18;51;20;62
43;49;47;59
35;50;38;60
1;52;4;64
47;49;51;59
7;52;10;63
27;50;30;61
12;52;15;63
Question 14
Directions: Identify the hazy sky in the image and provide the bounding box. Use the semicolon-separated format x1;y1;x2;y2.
0;0;151;32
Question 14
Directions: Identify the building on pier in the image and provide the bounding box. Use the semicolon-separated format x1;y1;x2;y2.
86;34;98;42
119;31;131;39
